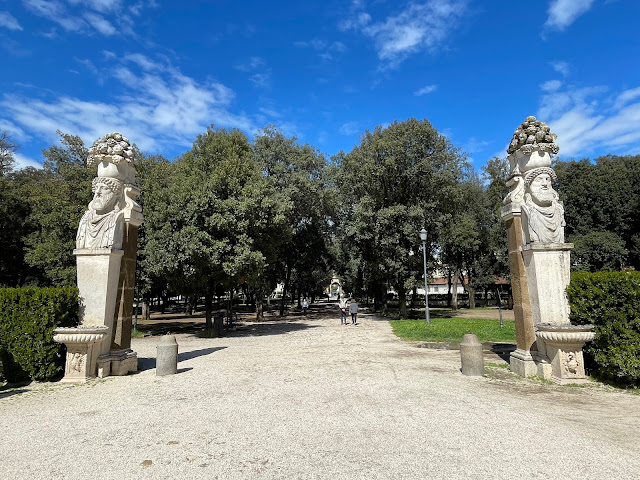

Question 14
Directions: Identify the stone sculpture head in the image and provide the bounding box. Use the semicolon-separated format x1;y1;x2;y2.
91;176;123;214
524;167;558;207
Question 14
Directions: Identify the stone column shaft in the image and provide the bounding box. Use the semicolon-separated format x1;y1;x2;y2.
111;223;139;352
505;215;536;352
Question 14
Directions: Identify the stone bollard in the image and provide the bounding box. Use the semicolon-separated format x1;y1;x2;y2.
460;333;484;376
156;335;178;376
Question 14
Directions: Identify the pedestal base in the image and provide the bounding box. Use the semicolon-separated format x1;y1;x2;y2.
535;325;594;384
509;349;538;377
53;326;109;383
97;349;138;378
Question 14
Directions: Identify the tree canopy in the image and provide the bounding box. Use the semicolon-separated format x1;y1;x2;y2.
1;120;637;325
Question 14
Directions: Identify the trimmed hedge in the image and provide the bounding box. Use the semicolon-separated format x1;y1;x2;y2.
0;287;80;382
567;271;640;386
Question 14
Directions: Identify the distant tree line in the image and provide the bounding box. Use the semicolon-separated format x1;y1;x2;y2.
1;121;638;326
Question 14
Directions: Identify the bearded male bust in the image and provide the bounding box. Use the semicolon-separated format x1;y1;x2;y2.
521;167;565;244
76;176;125;250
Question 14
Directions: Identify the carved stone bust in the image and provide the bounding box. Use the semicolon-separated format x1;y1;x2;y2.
76;132;138;250
76;176;124;249
521;167;565;244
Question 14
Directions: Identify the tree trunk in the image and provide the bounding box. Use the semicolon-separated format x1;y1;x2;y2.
280;264;291;316
451;268;460;312
142;300;150;320
373;281;383;312
398;289;408;319
462;271;476;309
205;293;213;333
256;290;264;320
161;294;168;314
467;286;476;309
447;270;453;308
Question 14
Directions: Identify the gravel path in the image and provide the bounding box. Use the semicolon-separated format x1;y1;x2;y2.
1;303;639;479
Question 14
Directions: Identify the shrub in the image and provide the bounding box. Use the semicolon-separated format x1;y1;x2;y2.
567;271;640;386
0;287;80;382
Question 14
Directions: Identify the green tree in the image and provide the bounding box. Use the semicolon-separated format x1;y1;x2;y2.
0;130;18;176
22;132;93;285
253;126;333;313
144;126;289;333
334;118;469;317
571;231;628;272
131;152;173;318
556;155;640;270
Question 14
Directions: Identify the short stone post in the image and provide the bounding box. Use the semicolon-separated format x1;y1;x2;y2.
460;333;484;376
156;335;178;376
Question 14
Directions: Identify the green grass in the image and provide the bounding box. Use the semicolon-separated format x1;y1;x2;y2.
131;328;147;338
486;362;510;369
390;317;515;343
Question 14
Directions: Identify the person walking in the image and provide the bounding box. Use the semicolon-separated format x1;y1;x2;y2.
338;295;348;325
302;298;309;315
349;298;358;325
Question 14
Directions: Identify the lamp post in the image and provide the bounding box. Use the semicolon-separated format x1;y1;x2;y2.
419;228;431;325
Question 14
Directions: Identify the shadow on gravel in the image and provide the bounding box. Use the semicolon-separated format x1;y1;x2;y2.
179;347;226;362
137;347;226;372
137;321;207;336
490;343;516;362
0;388;28;399
228;322;320;337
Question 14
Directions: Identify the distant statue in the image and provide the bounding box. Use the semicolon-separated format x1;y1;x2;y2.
521;167;565;244
76;176;124;249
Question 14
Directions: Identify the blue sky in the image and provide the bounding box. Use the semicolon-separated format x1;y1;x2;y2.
1;0;639;171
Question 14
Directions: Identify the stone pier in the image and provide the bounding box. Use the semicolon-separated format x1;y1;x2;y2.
502;116;593;381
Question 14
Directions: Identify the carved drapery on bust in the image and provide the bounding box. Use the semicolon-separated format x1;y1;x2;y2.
76;133;137;249
521;167;565;244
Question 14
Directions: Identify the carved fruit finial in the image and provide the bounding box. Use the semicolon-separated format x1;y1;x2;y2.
507;116;559;155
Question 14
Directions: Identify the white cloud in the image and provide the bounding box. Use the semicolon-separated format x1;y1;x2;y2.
538;82;640;157
339;121;360;136
74;57;98;75
294;39;347;61
258;107;282;119
551;60;569;77
613;87;640;110
545;0;595;31
67;0;123;13
235;56;264;72
250;72;271;88
13;152;43;170
22;0;151;36
0;119;31;142
0;54;256;155
83;12;116;36
0;11;23;31
540;79;562;92
414;84;437;96
124;52;161;71
341;0;468;68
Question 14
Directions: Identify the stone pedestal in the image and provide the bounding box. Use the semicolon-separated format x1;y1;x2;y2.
74;248;123;357
535;325;595;383
53;326;109;383
522;243;573;327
